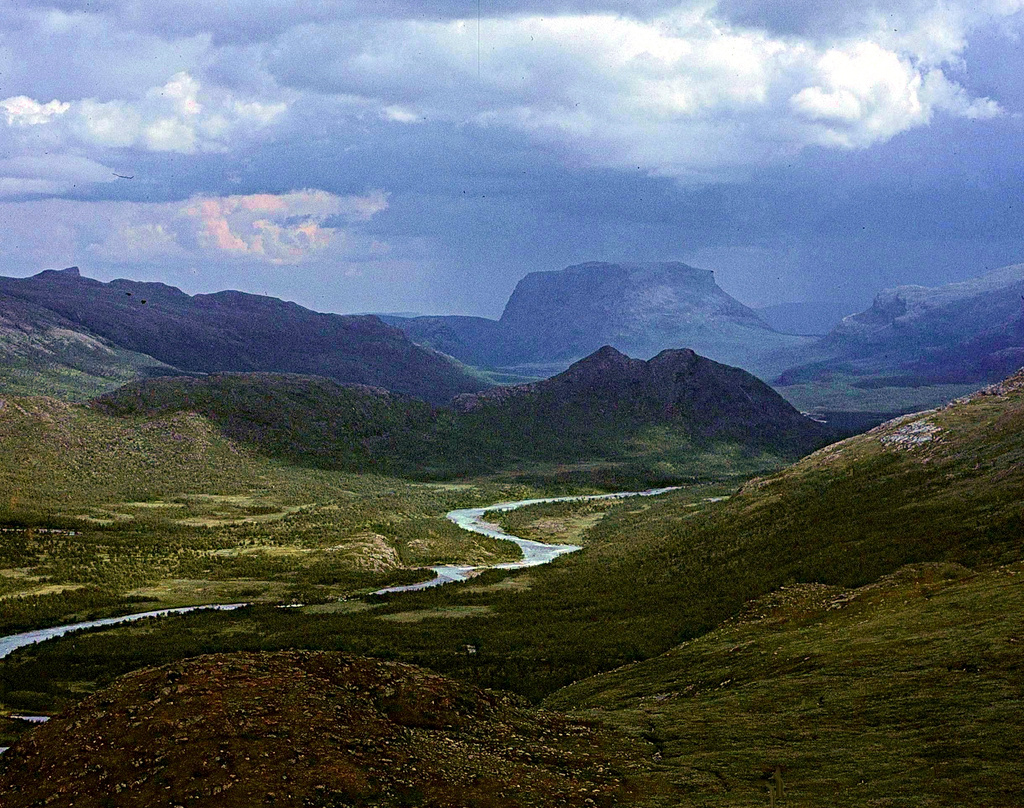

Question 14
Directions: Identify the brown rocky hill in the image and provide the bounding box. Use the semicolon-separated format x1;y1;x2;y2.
0;652;656;807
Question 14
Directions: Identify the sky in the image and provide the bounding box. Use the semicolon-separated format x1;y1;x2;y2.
0;1;1022;318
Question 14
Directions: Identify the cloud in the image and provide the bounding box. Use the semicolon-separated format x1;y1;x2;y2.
1;96;71;126
0;189;390;283
2;72;287;156
0;1;1018;196
0;154;116;198
180;189;388;264
265;8;1009;178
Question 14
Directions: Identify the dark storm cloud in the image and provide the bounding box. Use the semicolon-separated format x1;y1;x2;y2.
0;0;1021;317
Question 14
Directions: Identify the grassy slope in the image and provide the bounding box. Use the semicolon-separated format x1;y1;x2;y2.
94;370;805;487
0;394;535;634
0;295;173;401
4;373;1023;715
3;374;1023;803
548;562;1024;807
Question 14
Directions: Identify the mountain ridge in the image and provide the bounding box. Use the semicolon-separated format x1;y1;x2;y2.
778;263;1024;387
93;345;831;483
0;268;488;405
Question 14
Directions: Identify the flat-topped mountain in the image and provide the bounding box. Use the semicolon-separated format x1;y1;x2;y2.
499;262;770;361
778;263;1024;387
0;268;487;404
392;262;814;378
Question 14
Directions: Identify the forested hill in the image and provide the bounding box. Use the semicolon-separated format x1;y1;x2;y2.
94;346;832;483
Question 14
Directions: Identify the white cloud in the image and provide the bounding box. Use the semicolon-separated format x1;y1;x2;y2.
0;1;1018;190
1;96;70;126
1;72;287;157
266;8;1009;177
0;190;390;274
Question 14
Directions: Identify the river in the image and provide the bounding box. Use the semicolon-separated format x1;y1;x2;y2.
0;604;248;662
0;486;685;746
374;486;680;593
0;487;682;659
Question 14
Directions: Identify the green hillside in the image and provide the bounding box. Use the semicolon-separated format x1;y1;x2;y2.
548;561;1024;806
94;348;827;487
3;368;1022;805
6;370;1022;715
0;293;174;401
0;394;531;635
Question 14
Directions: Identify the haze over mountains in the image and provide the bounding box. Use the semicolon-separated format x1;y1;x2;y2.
780;263;1024;387
4;261;1024;419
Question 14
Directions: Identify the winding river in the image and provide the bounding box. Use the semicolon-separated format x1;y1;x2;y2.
0;486;681;662
374;486;680;593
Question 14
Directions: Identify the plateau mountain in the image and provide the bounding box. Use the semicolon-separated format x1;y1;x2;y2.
389;262;815;379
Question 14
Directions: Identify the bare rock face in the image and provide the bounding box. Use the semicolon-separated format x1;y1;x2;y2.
497;262;772;364
0;652;653;808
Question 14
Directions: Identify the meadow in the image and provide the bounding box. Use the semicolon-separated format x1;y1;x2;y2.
2;376;1023;804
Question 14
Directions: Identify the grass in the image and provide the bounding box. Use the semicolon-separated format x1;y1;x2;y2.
776;374;978;415
3;374;1023;804
547;561;1024;806
0;394;552;634
6;374;1022;715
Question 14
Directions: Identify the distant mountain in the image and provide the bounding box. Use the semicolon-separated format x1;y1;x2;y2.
380;313;504;369
0;268;487;404
0;291;176;400
391;262;815;379
777;264;1024;387
95;347;831;483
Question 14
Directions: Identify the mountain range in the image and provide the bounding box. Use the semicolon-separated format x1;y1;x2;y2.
95;345;831;482
778;263;1024;387
0;267;487;405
